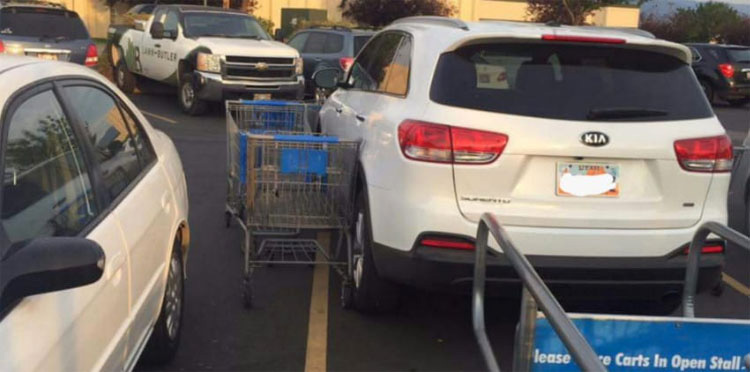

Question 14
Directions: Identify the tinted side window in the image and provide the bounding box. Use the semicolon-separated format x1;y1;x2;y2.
381;35;411;96
64;86;142;200
288;32;308;51
353;35;371;55
364;33;403;92
348;34;381;90
323;34;344;53
1;90;98;243
304;32;327;53
120;106;156;168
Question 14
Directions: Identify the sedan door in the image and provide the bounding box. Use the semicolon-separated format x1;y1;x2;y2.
59;82;176;367
0;85;130;371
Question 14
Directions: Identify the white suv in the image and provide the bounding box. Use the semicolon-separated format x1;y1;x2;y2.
315;17;731;312
0;56;190;370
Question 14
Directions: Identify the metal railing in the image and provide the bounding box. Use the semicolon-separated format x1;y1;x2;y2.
682;221;750;318
472;213;606;372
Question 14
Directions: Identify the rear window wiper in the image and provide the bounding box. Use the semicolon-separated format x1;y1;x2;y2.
587;107;668;121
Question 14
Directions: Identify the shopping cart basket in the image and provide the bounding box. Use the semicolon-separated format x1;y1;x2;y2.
225;100;358;308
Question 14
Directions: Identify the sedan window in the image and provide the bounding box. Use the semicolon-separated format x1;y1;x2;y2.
64;86;142;200
1;90;98;243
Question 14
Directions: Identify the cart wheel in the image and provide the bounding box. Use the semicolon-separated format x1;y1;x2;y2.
711;280;725;297
242;277;253;309
225;211;232;228
341;281;354;309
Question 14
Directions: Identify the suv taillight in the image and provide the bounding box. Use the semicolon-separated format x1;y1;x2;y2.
718;63;735;79
398;120;508;164
674;135;733;173
84;44;98;67
339;57;354;71
0;39;4;53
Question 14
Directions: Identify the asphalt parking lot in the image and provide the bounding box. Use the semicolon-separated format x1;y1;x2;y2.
132;92;750;372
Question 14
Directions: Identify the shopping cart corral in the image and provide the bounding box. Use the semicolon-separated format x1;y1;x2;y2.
225;99;358;308
472;214;750;372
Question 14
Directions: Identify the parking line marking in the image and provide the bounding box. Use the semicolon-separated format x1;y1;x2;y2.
722;272;750;297
305;232;330;372
141;110;177;124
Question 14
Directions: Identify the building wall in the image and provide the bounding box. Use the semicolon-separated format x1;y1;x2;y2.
64;0;640;41
254;0;640;28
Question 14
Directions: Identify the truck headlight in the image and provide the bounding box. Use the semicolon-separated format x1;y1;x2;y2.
197;52;222;73
295;57;303;75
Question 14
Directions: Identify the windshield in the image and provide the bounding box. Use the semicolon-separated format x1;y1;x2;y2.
430;42;713;121
183;12;269;40
727;48;750;63
0;8;88;40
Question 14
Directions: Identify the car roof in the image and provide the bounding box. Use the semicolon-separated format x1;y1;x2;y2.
386;17;692;64
297;27;376;36
0;1;72;11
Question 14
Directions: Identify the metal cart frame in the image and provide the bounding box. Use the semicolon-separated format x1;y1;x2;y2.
224;100;358;308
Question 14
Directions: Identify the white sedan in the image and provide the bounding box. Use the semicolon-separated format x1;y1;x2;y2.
0;56;190;371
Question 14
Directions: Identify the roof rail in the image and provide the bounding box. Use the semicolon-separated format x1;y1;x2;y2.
310;25;352;32
391;16;469;31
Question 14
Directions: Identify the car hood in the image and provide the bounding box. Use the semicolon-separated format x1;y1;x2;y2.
196;38;299;58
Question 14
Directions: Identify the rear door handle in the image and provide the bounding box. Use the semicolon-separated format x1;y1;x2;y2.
314;57;322;62
355;114;366;122
154;43;161;48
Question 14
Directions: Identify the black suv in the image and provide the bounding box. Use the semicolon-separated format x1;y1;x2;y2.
686;43;750;107
287;26;374;97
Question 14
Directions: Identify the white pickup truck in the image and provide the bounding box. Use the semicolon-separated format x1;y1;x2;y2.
107;4;304;115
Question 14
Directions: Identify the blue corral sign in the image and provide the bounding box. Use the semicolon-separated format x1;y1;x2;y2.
532;313;750;371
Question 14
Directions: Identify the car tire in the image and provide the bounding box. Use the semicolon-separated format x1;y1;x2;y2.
699;80;714;104
178;74;207;116
727;97;750;107
348;192;400;313
115;61;136;95
141;241;185;364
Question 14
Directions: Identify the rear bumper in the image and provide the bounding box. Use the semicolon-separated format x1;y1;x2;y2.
718;83;750;99
372;241;723;299
193;71;304;101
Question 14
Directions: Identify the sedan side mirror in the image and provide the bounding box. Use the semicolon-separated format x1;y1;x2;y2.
0;237;105;311
150;21;165;39
312;68;341;90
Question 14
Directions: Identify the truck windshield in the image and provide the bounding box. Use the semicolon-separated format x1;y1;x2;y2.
0;7;89;40
183;13;269;40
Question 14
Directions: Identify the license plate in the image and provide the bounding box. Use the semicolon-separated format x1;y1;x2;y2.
253;93;271;100
36;53;58;61
556;163;620;197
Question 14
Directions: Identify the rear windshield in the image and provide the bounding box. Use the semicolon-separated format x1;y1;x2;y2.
727;48;750;63
430;43;713;122
0;8;89;40
354;35;371;55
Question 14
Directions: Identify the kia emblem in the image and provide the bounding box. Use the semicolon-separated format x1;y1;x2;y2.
580;131;609;147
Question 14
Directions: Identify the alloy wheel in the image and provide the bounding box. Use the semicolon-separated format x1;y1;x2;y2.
164;254;183;340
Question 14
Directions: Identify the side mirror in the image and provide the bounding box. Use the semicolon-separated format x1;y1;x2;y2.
150;22;165;39
274;29;283;42
0;237;105;310
134;19;147;31
312;68;341;90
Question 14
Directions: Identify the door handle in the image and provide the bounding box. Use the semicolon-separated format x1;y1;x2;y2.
314;57;322;62
154;43;161;48
161;192;171;212
355;114;366;122
335;107;343;114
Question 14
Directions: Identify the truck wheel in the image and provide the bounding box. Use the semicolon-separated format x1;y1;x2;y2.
141;240;184;364
349;192;400;313
115;61;136;94
178;74;207;116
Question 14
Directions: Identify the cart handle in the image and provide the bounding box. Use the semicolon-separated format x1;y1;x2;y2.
473;213;606;372
683;221;750;318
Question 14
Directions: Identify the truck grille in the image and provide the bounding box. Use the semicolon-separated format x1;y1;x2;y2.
225;56;294;65
223;55;296;81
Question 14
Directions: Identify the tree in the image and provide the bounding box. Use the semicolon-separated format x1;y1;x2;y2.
640;1;749;44
527;0;650;26
340;0;456;28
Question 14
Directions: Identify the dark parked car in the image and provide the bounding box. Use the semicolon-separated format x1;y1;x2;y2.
729;131;750;238
686;43;750;107
287;26;374;97
0;2;97;66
